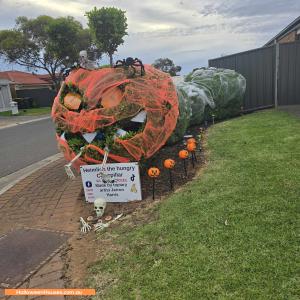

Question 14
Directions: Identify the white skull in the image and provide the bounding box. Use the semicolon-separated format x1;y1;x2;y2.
94;198;107;217
79;50;88;59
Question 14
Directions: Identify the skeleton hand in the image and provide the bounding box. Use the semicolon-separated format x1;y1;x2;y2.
94;214;123;232
94;220;109;232
80;217;91;233
64;164;76;180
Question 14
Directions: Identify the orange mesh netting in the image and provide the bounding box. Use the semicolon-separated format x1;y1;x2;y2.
52;64;179;166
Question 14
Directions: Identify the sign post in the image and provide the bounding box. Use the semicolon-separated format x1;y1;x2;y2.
80;162;142;203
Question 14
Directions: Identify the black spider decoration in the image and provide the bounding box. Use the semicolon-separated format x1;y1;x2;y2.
114;57;145;77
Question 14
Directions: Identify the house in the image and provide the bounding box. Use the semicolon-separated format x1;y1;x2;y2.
264;16;300;46
0;78;13;112
0;71;56;107
37;74;55;85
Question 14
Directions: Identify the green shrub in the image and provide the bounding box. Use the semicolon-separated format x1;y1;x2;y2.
186;67;246;121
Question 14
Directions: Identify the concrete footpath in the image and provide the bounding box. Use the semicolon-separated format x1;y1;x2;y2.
0;115;51;130
0;159;85;300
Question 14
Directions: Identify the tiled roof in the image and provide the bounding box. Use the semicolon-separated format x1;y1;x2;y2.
0;71;51;85
37;74;53;83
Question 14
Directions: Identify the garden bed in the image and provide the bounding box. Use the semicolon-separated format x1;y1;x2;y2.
79;110;299;299
62;125;206;289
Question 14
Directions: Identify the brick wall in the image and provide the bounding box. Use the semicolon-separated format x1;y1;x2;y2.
278;31;297;44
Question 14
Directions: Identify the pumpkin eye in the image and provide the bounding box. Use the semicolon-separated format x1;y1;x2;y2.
64;92;82;110
101;86;123;108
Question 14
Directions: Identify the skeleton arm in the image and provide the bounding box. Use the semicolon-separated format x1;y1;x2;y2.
94;214;123;232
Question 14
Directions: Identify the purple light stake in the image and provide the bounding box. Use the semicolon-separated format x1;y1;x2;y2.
147;167;160;200
179;150;189;177
193;150;198;162
169;169;173;190
187;143;197;168
197;134;202;153
199;128;204;152
183;159;187;176
164;159;176;191
152;177;155;199
204;120;208;129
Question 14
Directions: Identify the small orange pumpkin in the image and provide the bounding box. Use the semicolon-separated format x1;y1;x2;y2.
164;159;176;169
187;142;196;152
187;138;196;144
148;167;160;178
178;150;189;159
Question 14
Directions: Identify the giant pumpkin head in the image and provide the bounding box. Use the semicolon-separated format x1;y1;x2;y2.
52;65;179;169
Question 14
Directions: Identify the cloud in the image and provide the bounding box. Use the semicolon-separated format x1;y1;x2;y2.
0;0;299;73
201;0;300;18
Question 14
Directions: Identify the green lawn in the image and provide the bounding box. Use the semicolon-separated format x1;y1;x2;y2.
88;110;300;299
0;107;51;116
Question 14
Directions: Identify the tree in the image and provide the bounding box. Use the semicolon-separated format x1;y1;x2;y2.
86;7;128;67
152;58;182;76
0;15;93;90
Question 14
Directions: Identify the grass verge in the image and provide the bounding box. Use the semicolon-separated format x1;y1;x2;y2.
0;107;51;116
88;110;300;299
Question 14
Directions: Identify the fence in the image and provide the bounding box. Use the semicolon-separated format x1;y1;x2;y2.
209;40;300;110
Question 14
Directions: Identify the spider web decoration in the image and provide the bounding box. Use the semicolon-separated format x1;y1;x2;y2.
52;64;179;170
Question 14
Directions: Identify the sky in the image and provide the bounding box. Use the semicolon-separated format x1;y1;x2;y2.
0;0;299;74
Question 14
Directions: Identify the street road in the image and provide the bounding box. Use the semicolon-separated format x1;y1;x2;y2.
0;118;59;177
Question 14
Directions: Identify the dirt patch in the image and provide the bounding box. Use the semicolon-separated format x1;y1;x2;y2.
62;126;207;292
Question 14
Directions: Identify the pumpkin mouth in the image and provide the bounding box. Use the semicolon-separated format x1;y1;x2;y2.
57;92;146;160
57;114;146;162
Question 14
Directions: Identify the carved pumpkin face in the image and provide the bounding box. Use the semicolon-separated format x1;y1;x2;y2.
164;159;176;169
187;138;196;144
148;167;160;178
187;142;196;152
52;65;179;168
178;150;189;159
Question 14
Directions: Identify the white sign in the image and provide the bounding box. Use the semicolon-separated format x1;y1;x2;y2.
80;162;142;203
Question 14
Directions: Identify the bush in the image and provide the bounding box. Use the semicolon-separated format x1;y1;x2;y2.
168;67;246;143
186;67;246;121
167;87;192;144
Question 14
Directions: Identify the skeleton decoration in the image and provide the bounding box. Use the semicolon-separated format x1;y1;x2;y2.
79;50;97;70
64;146;85;179
94;198;107;217
79;217;91;233
94;214;123;232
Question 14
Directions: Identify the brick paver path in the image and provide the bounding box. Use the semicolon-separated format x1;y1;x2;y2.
0;159;84;299
0;159;82;234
